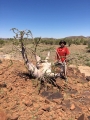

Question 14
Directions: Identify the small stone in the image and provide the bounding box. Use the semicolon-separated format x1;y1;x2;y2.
52;105;61;111
8;114;19;120
42;106;50;112
77;83;83;87
88;81;90;86
88;107;90;111
84;83;88;88
0;95;4;98
75;115;80;119
45;99;50;104
86;76;90;81
71;94;75;97
24;100;33;107
0;83;7;88
70;103;75;110
57;110;63;117
39;97;44;102
52;99;61;104
62;106;67;111
37;110;44;115
82;73;85;78
8;87;13;91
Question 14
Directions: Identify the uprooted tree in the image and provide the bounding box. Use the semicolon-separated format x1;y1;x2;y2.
11;28;60;92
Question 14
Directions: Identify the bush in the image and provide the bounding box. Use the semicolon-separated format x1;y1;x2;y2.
67;39;72;46
41;39;55;45
63;38;73;46
12;40;20;46
0;39;5;47
74;39;81;45
85;62;90;67
87;39;90;48
83;40;87;45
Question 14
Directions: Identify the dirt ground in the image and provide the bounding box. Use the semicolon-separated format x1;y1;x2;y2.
0;44;90;120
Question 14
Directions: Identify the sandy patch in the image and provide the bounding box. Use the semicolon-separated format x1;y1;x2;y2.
69;64;77;68
78;66;90;76
69;64;90;76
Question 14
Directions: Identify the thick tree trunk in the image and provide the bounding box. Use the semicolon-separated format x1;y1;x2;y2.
20;40;57;78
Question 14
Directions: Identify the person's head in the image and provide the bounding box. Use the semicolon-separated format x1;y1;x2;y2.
59;40;66;47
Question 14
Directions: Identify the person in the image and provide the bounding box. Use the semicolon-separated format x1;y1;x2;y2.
55;40;70;81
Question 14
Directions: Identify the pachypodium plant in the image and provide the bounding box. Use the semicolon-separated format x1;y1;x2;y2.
11;28;58;78
11;28;60;93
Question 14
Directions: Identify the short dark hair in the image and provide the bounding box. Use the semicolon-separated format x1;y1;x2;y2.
59;40;66;45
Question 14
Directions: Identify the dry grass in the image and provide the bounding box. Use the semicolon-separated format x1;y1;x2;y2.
0;43;90;66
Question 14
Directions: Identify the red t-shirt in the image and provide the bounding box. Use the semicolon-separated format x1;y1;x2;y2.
56;47;69;62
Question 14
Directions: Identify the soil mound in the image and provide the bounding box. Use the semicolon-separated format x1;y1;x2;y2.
0;59;90;120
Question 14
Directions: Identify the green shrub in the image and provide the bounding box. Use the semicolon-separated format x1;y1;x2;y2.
0;39;5;47
85;62;90;67
74;39;81;45
12;40;20;45
83;40;87;45
87;39;90;48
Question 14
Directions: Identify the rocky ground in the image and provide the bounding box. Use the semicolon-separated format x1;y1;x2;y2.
0;59;90;120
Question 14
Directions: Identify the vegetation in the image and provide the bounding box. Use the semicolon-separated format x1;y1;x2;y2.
0;39;5;47
0;35;90;67
85;62;90;67
87;39;90;48
1;36;89;47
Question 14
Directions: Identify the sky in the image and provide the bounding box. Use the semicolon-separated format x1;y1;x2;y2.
0;0;90;38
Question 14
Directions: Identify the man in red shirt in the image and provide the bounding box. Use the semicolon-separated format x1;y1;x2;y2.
55;40;70;81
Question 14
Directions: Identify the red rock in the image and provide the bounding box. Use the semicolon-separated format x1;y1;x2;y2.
8;114;19;120
0;109;7;120
38;97;44;102
62;106;67;111
88;107;90;111
45;99;50;104
70;103;75;110
77;114;88;120
52;105;61;111
86;76;90;81
42;106;50;112
88;81;90;86
82;73;85;78
24;100;33;107
0;83;7;88
8;86;13;91
37;110;44;115
84;83;88;88
71;94;75;97
52;99;62;104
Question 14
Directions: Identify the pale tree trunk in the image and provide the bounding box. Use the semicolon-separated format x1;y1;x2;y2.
11;28;58;79
20;41;57;78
